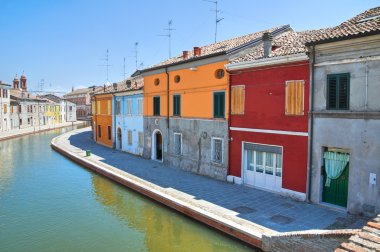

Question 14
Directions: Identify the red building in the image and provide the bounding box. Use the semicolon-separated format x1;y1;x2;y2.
226;30;313;200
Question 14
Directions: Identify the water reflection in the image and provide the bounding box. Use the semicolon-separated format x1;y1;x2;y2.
91;174;252;251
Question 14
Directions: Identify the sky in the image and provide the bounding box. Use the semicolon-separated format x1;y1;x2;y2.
0;0;378;94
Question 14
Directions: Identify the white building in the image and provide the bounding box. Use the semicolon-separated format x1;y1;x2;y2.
0;81;11;132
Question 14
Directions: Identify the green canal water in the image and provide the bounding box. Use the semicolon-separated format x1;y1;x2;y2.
0;127;254;252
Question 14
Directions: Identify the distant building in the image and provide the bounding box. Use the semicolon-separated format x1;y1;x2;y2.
0;81;11;132
64;86;102;120
39;94;77;123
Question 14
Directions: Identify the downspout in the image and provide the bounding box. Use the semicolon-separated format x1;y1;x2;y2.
165;67;170;158
306;45;315;202
365;61;368;110
227;69;232;177
112;93;116;149
94;96;97;142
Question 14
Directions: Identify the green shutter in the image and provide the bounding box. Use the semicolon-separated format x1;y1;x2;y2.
213;92;225;118
154;96;160;116
173;95;181;116
327;73;350;110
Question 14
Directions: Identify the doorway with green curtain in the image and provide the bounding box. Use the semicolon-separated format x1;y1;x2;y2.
322;150;350;208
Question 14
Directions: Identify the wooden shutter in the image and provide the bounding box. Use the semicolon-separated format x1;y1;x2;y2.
213;92;225;118
153;97;160;116
327;73;349;110
327;76;337;109
173;95;181;116
338;74;349;109
285;80;304;116
231;86;245;115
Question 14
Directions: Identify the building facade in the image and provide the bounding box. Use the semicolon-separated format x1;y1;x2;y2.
92;92;113;147
307;8;380;215
0;81;11;132
113;89;144;155
64;86;102;120
226;31;311;199
142;25;291;180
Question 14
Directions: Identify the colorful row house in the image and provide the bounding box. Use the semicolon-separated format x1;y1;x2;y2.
306;8;380;215
5;74;77;131
226;30;312;200
89;7;379;216
141;25;291;180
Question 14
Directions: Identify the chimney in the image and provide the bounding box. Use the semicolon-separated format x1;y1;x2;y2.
193;47;201;57
113;83;118;91
262;32;273;58
183;51;189;59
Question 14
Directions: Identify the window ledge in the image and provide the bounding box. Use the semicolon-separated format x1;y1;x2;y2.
312;110;380;119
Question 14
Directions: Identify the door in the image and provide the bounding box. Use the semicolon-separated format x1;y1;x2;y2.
243;145;282;192
156;132;162;161
322;162;349;208
117;128;122;149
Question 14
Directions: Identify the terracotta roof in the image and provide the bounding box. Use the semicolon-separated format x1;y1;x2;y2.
64;86;102;96
142;25;291;71
10;89;47;102
39;94;63;103
232;30;318;63
93;74;144;95
335;214;380;252
307;7;380;45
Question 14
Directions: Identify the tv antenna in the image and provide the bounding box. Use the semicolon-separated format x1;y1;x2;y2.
39;79;45;92
158;20;176;58
98;49;112;83
203;0;224;43
135;42;139;70
123;57;126;80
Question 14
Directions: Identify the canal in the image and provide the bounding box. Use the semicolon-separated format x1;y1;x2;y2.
0;126;254;252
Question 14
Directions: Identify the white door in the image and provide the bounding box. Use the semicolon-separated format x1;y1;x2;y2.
243;146;282;192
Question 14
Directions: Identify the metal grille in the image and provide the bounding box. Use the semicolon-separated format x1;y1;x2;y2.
212;138;223;163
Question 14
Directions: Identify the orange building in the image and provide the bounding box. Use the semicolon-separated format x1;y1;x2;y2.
91;92;113;147
141;25;290;180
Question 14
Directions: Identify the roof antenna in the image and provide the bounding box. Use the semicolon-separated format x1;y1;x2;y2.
98;49;112;84
134;42;139;70
123;57;126;80
158;20;176;58
203;0;224;43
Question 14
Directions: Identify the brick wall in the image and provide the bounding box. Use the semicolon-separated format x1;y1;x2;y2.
262;230;358;252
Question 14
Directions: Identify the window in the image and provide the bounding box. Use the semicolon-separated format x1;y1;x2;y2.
3;89;7;98
285;80;304;116
215;69;225;79
138;132;144;147
92;101;96;115
69;106;73;111
115;100;121;115
107;100;111;115
173;94;181;116
327;73;350;110
154;78;160;86
174;75;181;83
3;104;7;114
211;137;223;163
128;130;132;145
137;98;143;115
98;125;101;138
213;91;225;118
127;99;132;115
174;133;182;155
97;101;101;114
153;96;160;116
231;85;245;115
108;126;111;140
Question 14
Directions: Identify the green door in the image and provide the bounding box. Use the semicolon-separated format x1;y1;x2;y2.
322;163;349;207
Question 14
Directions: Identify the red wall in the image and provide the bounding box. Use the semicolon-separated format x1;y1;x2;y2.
230;61;309;132
229;61;309;193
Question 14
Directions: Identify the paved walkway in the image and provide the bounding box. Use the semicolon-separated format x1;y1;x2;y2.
0;121;85;141
68;129;367;233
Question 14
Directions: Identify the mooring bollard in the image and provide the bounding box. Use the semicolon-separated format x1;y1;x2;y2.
86;150;91;157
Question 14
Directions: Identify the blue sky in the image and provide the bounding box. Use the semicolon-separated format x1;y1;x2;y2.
0;0;378;93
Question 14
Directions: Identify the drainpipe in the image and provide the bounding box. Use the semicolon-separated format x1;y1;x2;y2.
306;45;315;202
112;93;116;149
165;67;170;157
94;96;97;142
227;70;232;177
365;61;368;110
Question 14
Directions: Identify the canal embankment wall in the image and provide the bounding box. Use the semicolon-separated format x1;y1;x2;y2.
0;121;86;141
51;127;359;251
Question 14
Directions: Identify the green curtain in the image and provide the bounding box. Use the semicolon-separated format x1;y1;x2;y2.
324;151;349;187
